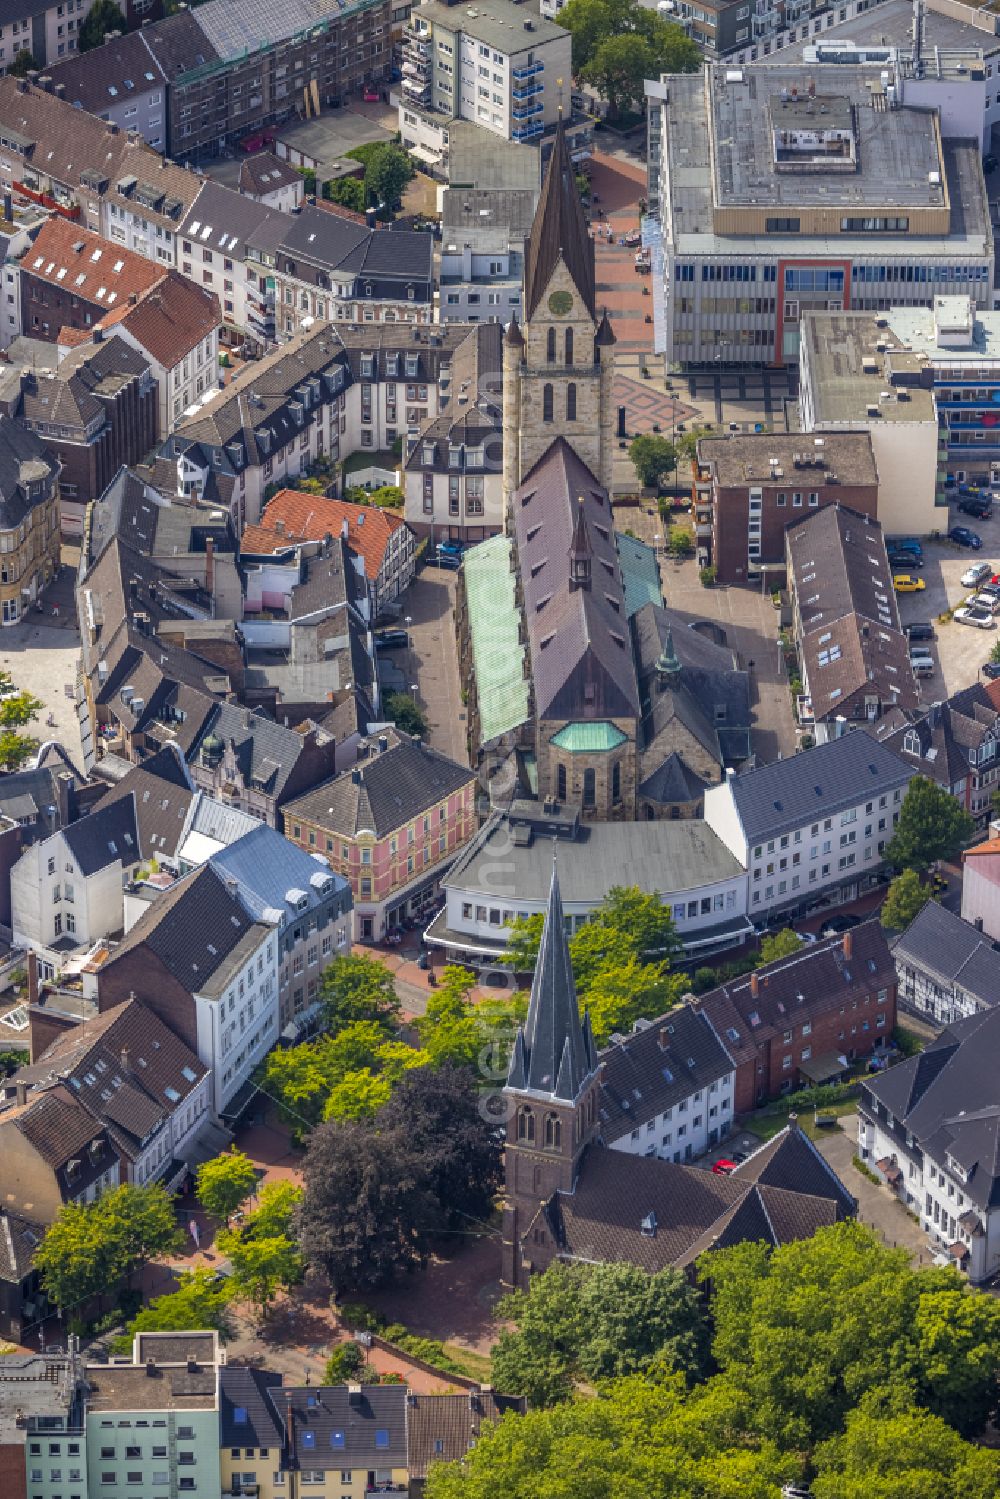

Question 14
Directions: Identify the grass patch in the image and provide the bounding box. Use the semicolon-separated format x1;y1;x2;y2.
442;1342;493;1383
749;1097;857;1143
894;1024;925;1058
853;1154;882;1185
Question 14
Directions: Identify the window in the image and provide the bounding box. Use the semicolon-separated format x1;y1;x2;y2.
547;326;556;362
564;327;573;365
566;383;576;421
543;384;553;422
583;768;596;807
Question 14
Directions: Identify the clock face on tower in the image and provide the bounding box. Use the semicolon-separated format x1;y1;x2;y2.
548;290;573;316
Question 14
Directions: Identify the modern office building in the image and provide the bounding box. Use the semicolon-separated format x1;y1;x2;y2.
646;60;993;367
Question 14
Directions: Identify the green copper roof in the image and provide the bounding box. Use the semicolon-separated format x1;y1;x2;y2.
550;721;628;753
463;534;531;747
616;531;663;618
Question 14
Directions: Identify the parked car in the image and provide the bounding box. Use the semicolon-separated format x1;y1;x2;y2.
955;605;995;628
959;496;994;519
910;656;934;677
819;913;862;937
962;561;993;588
950;526;983;549
970;592;1000;614
887;549;923;569
363;88;381;102
431;552;461;570
712;1159;737;1175
374;629;409;650
904;621;935;641
893;574;925;593
437;541;464;557
984;659;1000;679
888;536;924;556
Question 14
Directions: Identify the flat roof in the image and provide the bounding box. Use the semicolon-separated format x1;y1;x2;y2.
660;68;990;257
447;119;542;192
801;311;938;422
885;301;1000;361
699;430;879;486
85;1365;217;1412
414;0;568;54
796;0;1000;58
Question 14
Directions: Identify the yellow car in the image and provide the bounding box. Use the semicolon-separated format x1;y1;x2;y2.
893;574;926;593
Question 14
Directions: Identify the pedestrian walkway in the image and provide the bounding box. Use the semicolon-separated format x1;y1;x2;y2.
588;151;654;357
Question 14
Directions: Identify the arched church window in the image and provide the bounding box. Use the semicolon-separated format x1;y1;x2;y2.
566;383;577;421
547;326;556;362
583;768;596;806
518;1108;535;1142
543;384;554;422
565;327;573;365
544;1112;562;1149
557;763;567;800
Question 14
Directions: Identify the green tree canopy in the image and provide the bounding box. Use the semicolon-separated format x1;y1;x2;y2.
383;691;428;737
756;927;803;967
217;1228;304;1316
240;1180;302;1241
885;774;975;872
8;49;37;78
492;1261;709;1408
881;868;932;932
629;434;678;488
319;951;400;1034
558;0;700;82
812;1394;1000;1499
35;1185;183;1313
362;143;415;213
117;1268;234;1349
324;1340;368;1384
79;0;125;51
195;1148;257;1224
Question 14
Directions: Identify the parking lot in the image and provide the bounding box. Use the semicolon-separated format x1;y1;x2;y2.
891;501;1000;702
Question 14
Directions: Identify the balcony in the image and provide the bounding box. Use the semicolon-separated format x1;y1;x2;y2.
512;59;544;80
512;102;543;121
512;121;543;142
512;81;543;100
402;58;430;78
402;76;431;100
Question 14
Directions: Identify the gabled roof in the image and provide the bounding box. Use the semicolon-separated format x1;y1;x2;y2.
0;415;59;530
209;824;348;923
406;1390;524;1478
278;1384;408;1469
242;488;409;584
281;730;473;840
59;794;139;877
25;216;161;310
508;862;598;1103
105;270;221;370
239;152;303;198
524;123;596;320
722;731;912;844
220;1367;284;1449
94;746;195;862
597;1006;734;1144
892;900;1000;1012
515;439;639;722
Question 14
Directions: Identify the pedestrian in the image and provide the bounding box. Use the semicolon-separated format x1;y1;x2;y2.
51;603;59;618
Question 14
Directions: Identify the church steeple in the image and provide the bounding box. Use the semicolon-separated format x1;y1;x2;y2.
523;121;596;322
508;857;597;1101
656;623;682;688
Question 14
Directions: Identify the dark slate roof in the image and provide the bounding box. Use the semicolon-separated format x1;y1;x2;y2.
524;122;596;320
892;900;1000;1012
871;684;1000;792
597;1006;734;1145
137;9;221;81
278;1385;408;1469
864;1006;1000;1211
515;439;639;723
724;731;913;844
637;750;708;807
220;1367;284;1450
46;30;167;112
548;1124;851;1272
405;1391;524;1478
633;603;751;765
281;730;473;840
0;414;58;529
191;703;323;801
60;794;139;876
93;746;195;862
0;1211;44;1285
730;1120;857;1218
239;152;303;198
696;919;895;1053
101;862;264;994
11;1086;105;1167
507;864;598;1103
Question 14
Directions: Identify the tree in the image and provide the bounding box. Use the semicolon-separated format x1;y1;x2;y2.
558;0;699;80
324;1341;367;1384
35;1201;111;1314
327;176;366;213
240;1181;302;1242
118;1268;234;1346
583;33;656;120
378;1063;503;1233
369;485;404;509
300;1118;438;1292
363;143;414;213
492;1261;709;1407
881;868;932;932
629;434;677;489
35;1185;182;1315
319;952;400;1035
812;1396;1000;1499
503;912;545;972
990;639;1000;664
102;1183;184;1274
323;1067;394;1121
885;774;975;872
667;524;693;557
424;1374;797;1499
701;1220;1000;1450
756;928;803;967
79;0;125;51
196;1148;257;1224
7;49;37;79
384;692;428;737
218;1229;304;1316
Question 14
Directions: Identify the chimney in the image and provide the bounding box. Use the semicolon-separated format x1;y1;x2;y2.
145;1358;157;1377
347;1384;362;1404
2;192;11;223
27;950;39;1007
120;1046;130;1076
205;535;214;596
186;1356;197;1374
787;1112;799;1133
94;327;104;343
750;971;760;998
657;1026;669;1051
377;734;388;753
15;1081;27;1107
351;768;362;785
38;75;52;93
285;1394;295;1464
842;930;853;961
128;292;138;306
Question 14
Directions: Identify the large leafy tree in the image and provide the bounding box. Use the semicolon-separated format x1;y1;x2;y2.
299;1118;438;1292
217;1229;304;1317
319;952;400;1034
629;434;677;489
35;1184;182;1314
378;1063;502;1234
885;774;974;872
756;928;803;967
117;1268;234;1347
79;0;125;51
558;0;700;81
812;1395;1000;1499
492;1261;709;1408
881;868;932;932
195;1148;257;1224
0;678;43;770
363;144;414;213
701;1221;1000;1449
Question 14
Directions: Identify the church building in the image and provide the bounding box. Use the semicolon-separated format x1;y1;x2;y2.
457;126;752;821
501;862;858;1291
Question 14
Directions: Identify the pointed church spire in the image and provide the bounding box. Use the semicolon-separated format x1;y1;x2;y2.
568;495;592;592
656;623;682;685
523;121;596;321
509;856;594;1100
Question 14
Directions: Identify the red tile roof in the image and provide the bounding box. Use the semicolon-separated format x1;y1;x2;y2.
103;269;221;370
25;217;161;310
243;488;407;583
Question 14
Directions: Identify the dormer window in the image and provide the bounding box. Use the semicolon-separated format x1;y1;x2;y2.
903;730;920;757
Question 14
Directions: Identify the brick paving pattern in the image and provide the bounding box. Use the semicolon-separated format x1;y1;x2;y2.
588;151;655;357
